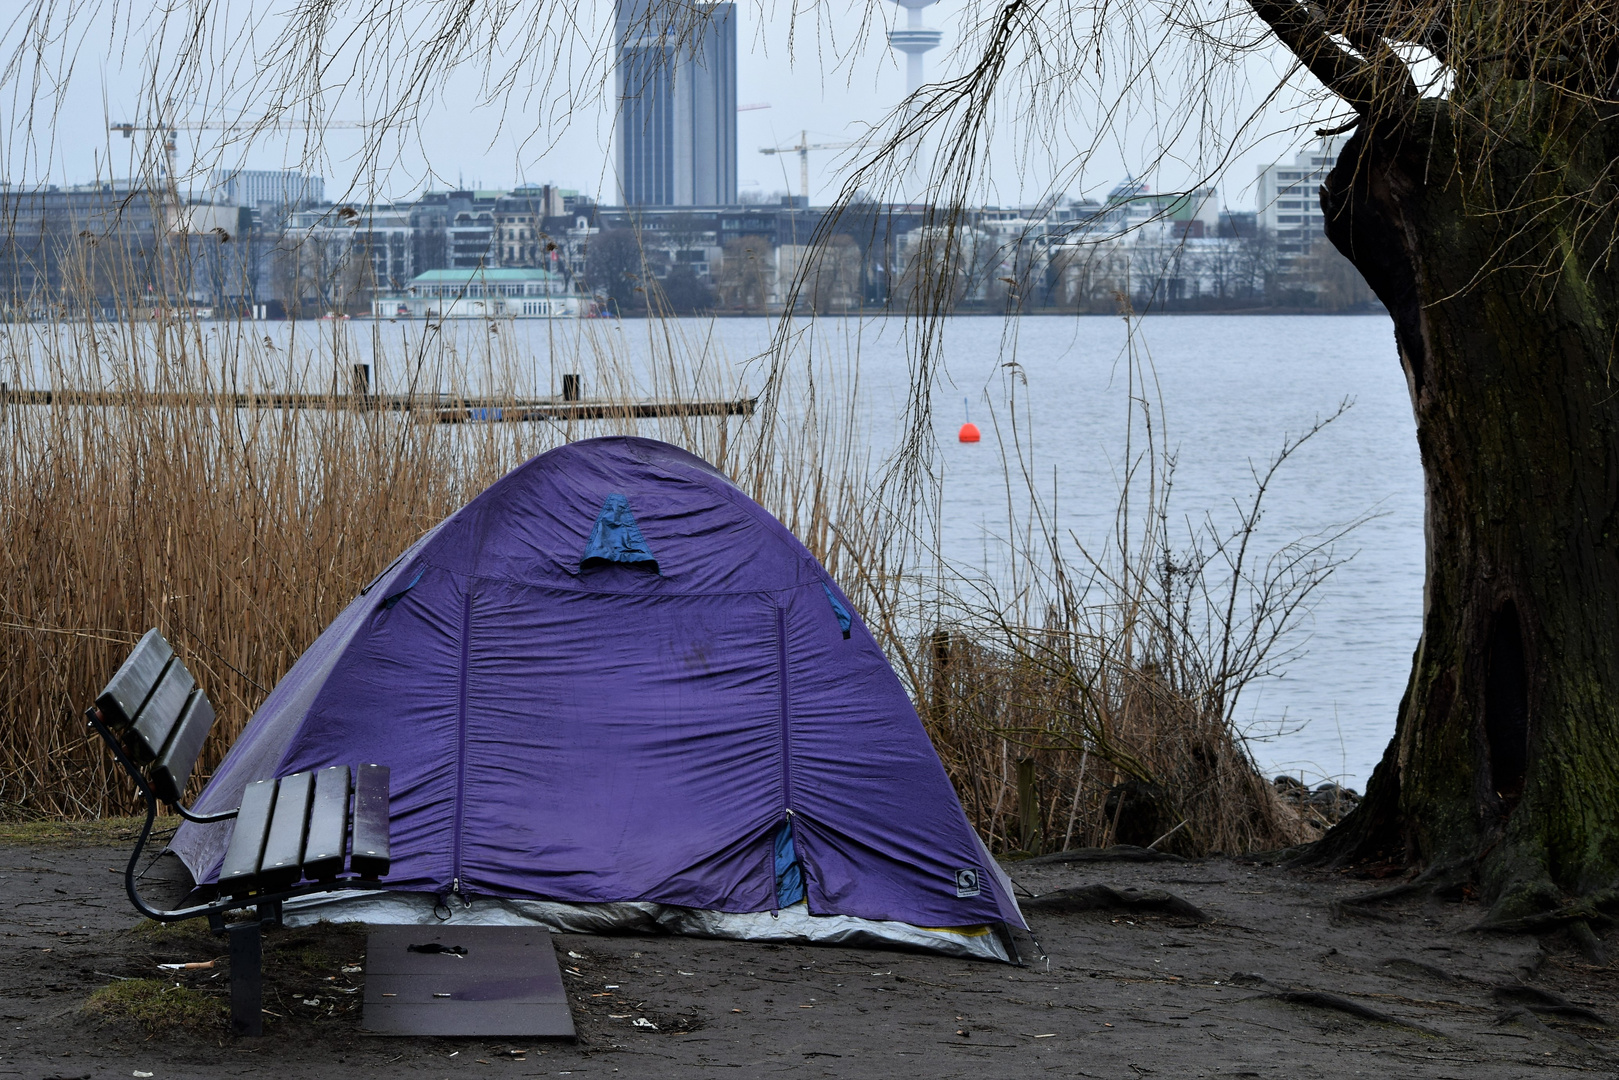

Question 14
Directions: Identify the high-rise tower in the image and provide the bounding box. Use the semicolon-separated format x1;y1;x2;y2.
886;0;943;94
615;0;737;206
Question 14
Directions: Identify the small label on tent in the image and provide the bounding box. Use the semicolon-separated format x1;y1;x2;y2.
955;869;981;898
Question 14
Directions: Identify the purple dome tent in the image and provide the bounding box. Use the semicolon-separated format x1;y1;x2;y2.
173;437;1024;960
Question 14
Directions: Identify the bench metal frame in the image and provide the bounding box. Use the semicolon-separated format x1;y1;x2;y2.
88;632;390;1037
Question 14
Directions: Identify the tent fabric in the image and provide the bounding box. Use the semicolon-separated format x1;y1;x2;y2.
172;436;1024;946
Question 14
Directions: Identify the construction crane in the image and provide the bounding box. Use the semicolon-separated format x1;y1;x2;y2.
759;130;855;203
110;119;370;188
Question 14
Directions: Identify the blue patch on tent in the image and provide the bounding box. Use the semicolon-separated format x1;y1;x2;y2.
381;568;426;610
774;820;805;907
822;583;852;639
581;494;658;573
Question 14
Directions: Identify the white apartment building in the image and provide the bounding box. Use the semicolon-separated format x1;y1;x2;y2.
1256;136;1346;259
288;205;418;291
209;169;324;211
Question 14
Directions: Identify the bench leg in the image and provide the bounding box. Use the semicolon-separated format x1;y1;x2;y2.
260;898;284;928
227;919;263;1037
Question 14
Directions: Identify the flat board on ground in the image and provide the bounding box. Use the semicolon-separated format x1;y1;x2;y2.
362;925;574;1037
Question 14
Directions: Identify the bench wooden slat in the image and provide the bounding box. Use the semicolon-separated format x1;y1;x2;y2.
351;764;391;879
302;766;352;881
149;688;216;805
259;772;314;891
129;662;195;762
219;779;277;896
96;629;173;728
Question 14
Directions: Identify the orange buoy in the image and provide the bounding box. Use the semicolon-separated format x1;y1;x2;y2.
958;422;981;443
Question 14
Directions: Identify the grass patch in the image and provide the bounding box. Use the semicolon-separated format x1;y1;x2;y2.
129;917;218;949
86;978;226;1034
0;814;176;846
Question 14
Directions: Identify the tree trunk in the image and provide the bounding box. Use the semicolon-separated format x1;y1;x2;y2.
1308;93;1619;923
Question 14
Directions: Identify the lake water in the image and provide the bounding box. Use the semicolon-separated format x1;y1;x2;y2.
9;312;1423;788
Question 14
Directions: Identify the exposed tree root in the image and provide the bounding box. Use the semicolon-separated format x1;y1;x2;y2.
1348;860;1472;903
1571;920;1611;966
1298;802;1619;968
1380;957;1464;983
1474;890;1619;934
1493;984;1609;1027
1267;989;1444;1037
1325;860;1473;923
1227;970;1445;1036
1019;845;1187;867
1309;850;1619;968
1495;1007;1599;1053
1330;902;1397;924
1021;884;1208;922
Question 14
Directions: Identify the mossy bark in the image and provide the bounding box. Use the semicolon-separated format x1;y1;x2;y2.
1309;93;1619;922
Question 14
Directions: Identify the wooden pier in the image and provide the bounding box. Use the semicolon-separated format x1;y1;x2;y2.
0;386;756;424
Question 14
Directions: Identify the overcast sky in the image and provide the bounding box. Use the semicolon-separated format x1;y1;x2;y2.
4;0;1334;212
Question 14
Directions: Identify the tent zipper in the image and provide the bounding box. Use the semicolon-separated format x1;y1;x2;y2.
772;809;795;919
451;588;473;895
775;603;793;812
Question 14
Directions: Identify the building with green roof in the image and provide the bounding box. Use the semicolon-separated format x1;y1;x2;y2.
374;267;583;319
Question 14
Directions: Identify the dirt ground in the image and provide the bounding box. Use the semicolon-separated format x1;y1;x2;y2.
2;830;1616;1079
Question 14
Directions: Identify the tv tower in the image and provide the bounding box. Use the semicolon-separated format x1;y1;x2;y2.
887;0;944;94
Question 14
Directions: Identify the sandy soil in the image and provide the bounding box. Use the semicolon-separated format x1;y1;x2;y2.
2;838;1615;1079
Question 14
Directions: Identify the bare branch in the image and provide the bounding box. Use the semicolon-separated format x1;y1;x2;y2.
1245;0;1415;112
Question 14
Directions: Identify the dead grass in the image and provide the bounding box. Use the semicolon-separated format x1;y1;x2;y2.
129;917;218;947
912;626;1312;856
0;814;171;845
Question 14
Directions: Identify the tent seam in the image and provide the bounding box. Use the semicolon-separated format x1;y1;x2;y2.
450;587;473;895
775;601;793;815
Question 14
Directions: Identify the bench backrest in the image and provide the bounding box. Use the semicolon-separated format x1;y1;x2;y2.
95;628;219;805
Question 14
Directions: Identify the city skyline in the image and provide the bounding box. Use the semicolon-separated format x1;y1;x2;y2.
4;0;1333;212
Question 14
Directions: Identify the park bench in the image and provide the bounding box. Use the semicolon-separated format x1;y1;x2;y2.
87;628;391;1036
